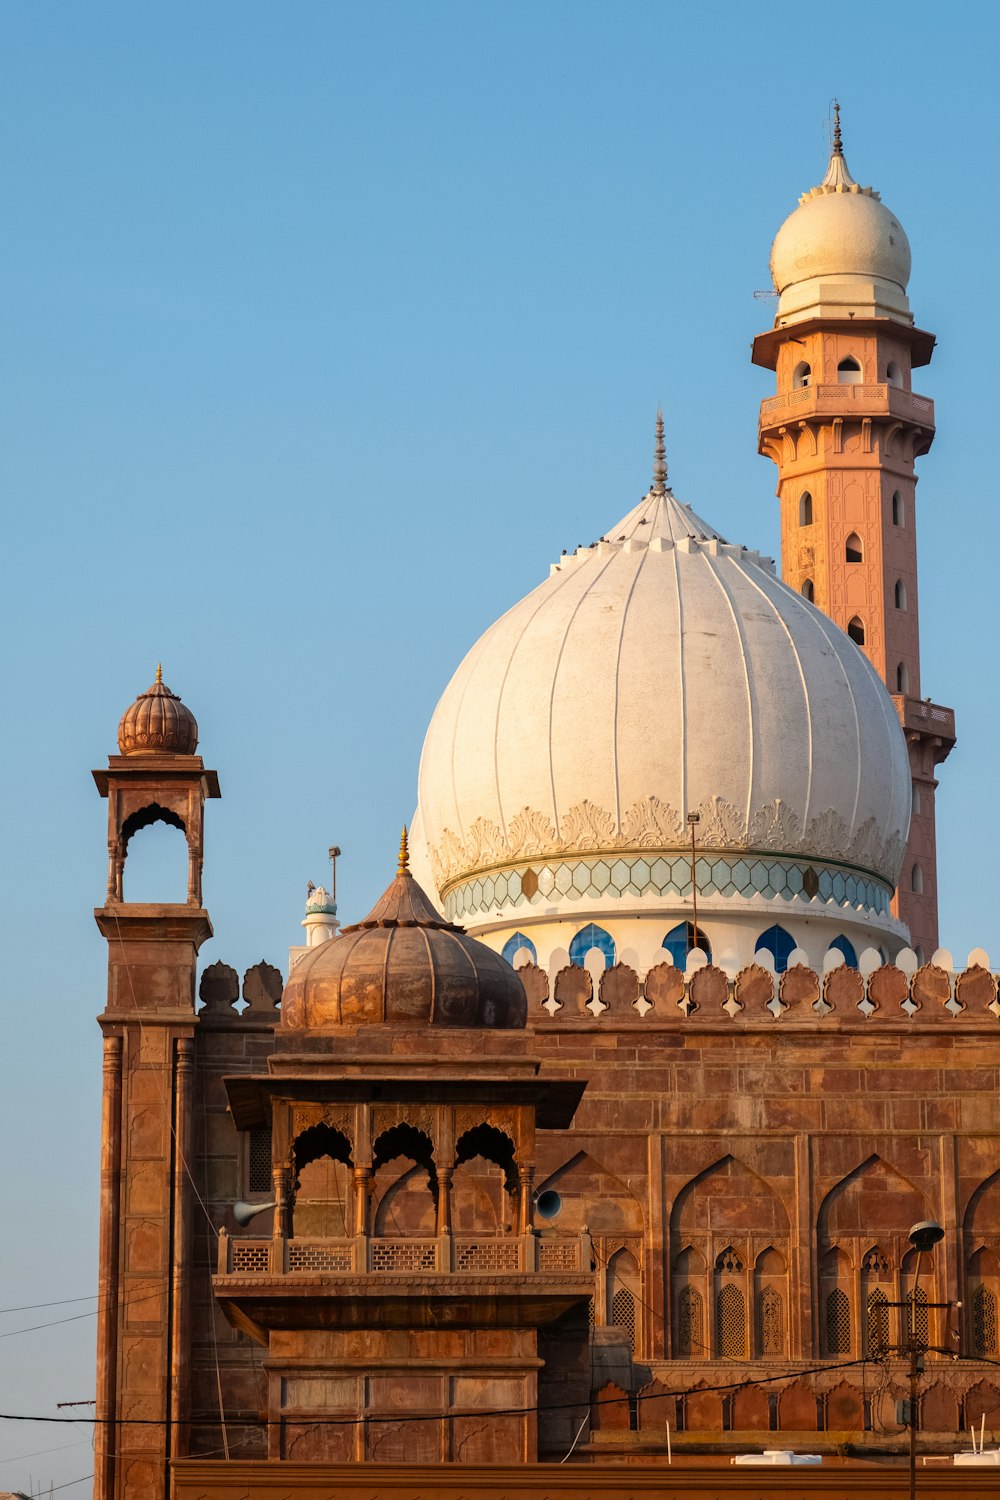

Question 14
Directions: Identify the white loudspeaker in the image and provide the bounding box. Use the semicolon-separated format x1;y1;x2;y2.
233;1199;277;1227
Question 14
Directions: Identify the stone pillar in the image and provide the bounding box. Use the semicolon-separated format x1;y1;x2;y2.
517;1167;535;1235
170;1037;194;1458
436;1168;454;1235
352;1167;371;1237
95;1033;123;1500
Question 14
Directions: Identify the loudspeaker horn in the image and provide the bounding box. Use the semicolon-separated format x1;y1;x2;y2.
233;1199;277;1227
534;1189;562;1220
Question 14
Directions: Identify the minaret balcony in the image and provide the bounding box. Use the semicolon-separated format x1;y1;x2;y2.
214;1229;594;1338
759;382;934;435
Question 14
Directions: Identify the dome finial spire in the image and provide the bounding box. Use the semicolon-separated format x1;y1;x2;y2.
155;662;163;685
832;98;843;157
652;408;668;495
398;824;410;875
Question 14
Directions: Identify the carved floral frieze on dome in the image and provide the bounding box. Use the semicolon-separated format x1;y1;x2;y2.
427;794;904;893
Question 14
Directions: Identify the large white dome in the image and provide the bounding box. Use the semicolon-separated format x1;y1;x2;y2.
412;482;911;940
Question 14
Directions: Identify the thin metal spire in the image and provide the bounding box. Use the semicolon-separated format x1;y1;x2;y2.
155;662;163;684
832;98;843;156
397;825;410;875
652;408;668;494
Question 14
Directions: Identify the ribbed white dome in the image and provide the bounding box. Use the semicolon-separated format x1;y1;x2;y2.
413;485;911;925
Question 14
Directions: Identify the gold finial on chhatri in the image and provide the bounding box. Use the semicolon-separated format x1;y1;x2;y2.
832;98;843;156
398;825;410;875
155;662;163;685
652;407;668;495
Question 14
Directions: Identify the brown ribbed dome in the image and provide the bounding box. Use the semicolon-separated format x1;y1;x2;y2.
117;667;199;756
282;838;527;1031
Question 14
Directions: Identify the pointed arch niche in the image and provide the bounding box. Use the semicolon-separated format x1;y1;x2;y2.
964;1171;1000;1357
670;1156;789;1360
817;1156;933;1359
535;1150;644;1349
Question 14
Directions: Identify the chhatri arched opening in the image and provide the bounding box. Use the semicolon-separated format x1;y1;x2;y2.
452;1123;518;1235
886;360;903;387
792;360;811;389
371;1122;438;1237
291;1124;353;1237
838;355;862;384
120;803;188;903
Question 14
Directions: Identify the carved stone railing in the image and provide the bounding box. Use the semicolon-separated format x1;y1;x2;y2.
218;1231;589;1277
759;383;934;427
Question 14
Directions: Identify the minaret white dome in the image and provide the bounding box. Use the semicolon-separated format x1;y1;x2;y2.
411;459;911;962
769;120;912;326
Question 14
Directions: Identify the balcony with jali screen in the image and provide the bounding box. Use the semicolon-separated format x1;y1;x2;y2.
759;382;934;433
214;1229;594;1340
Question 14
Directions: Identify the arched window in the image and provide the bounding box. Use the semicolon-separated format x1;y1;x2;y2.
662;921;711;968
801;578;815;603
894;579;907;610
676;1284;703;1358
911;863;924;894
896;661;910;693
969;1250;1000;1357
501;932;537;967
838;356;862;384
912;784;922;816
799;492;813;526
607;1248;641;1354
716;1281;747;1358
862;1247;892;1355
120;804;189;903
892;491;905;527
845;532;864;562
821;1247;853;1356
792;360;811;389
847;617;866;646
569;923;615;969
755;924;796;974
754;1247;787;1358
886;360;903;387
829;935;858;967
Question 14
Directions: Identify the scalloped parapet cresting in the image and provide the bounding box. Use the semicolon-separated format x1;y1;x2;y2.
522;958;1000;1023
197;959;283;1020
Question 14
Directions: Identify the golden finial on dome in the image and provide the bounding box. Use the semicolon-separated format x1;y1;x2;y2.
832;98;843;157
155;662;163;685
652;408;668;495
398;825;410;875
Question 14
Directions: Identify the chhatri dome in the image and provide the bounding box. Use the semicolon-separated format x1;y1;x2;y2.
769;104;912;327
409;415;912;977
117;665;199;756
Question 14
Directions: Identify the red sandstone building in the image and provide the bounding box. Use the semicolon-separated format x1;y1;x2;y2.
91;124;997;1500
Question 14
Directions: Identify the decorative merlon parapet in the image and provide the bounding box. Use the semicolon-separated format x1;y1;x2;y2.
197;959;282;1024
516;950;1000;1025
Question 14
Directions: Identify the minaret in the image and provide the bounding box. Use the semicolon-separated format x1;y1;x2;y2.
752;109;955;959
92;670;219;1500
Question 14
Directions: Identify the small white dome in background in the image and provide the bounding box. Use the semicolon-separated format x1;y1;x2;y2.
410;454;911;960
769;121;912;326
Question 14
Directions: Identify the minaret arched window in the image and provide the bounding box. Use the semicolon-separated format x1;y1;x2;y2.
892;491;905;527
894;579;907;610
799;492;813;526
847;617;865;646
845;532;864;562
837;355;862;384
911;864;924;894
886;360;903;387
896;662;909;694
792;360;811;389
801;578;815;603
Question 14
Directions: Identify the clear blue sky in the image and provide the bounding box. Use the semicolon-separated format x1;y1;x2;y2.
1;3;996;1490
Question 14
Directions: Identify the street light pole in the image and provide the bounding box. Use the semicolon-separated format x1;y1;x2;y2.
686;812;700;957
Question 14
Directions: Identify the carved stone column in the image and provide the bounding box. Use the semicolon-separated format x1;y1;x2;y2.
517;1166;535;1235
436;1167;454;1235
353;1167;371;1237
